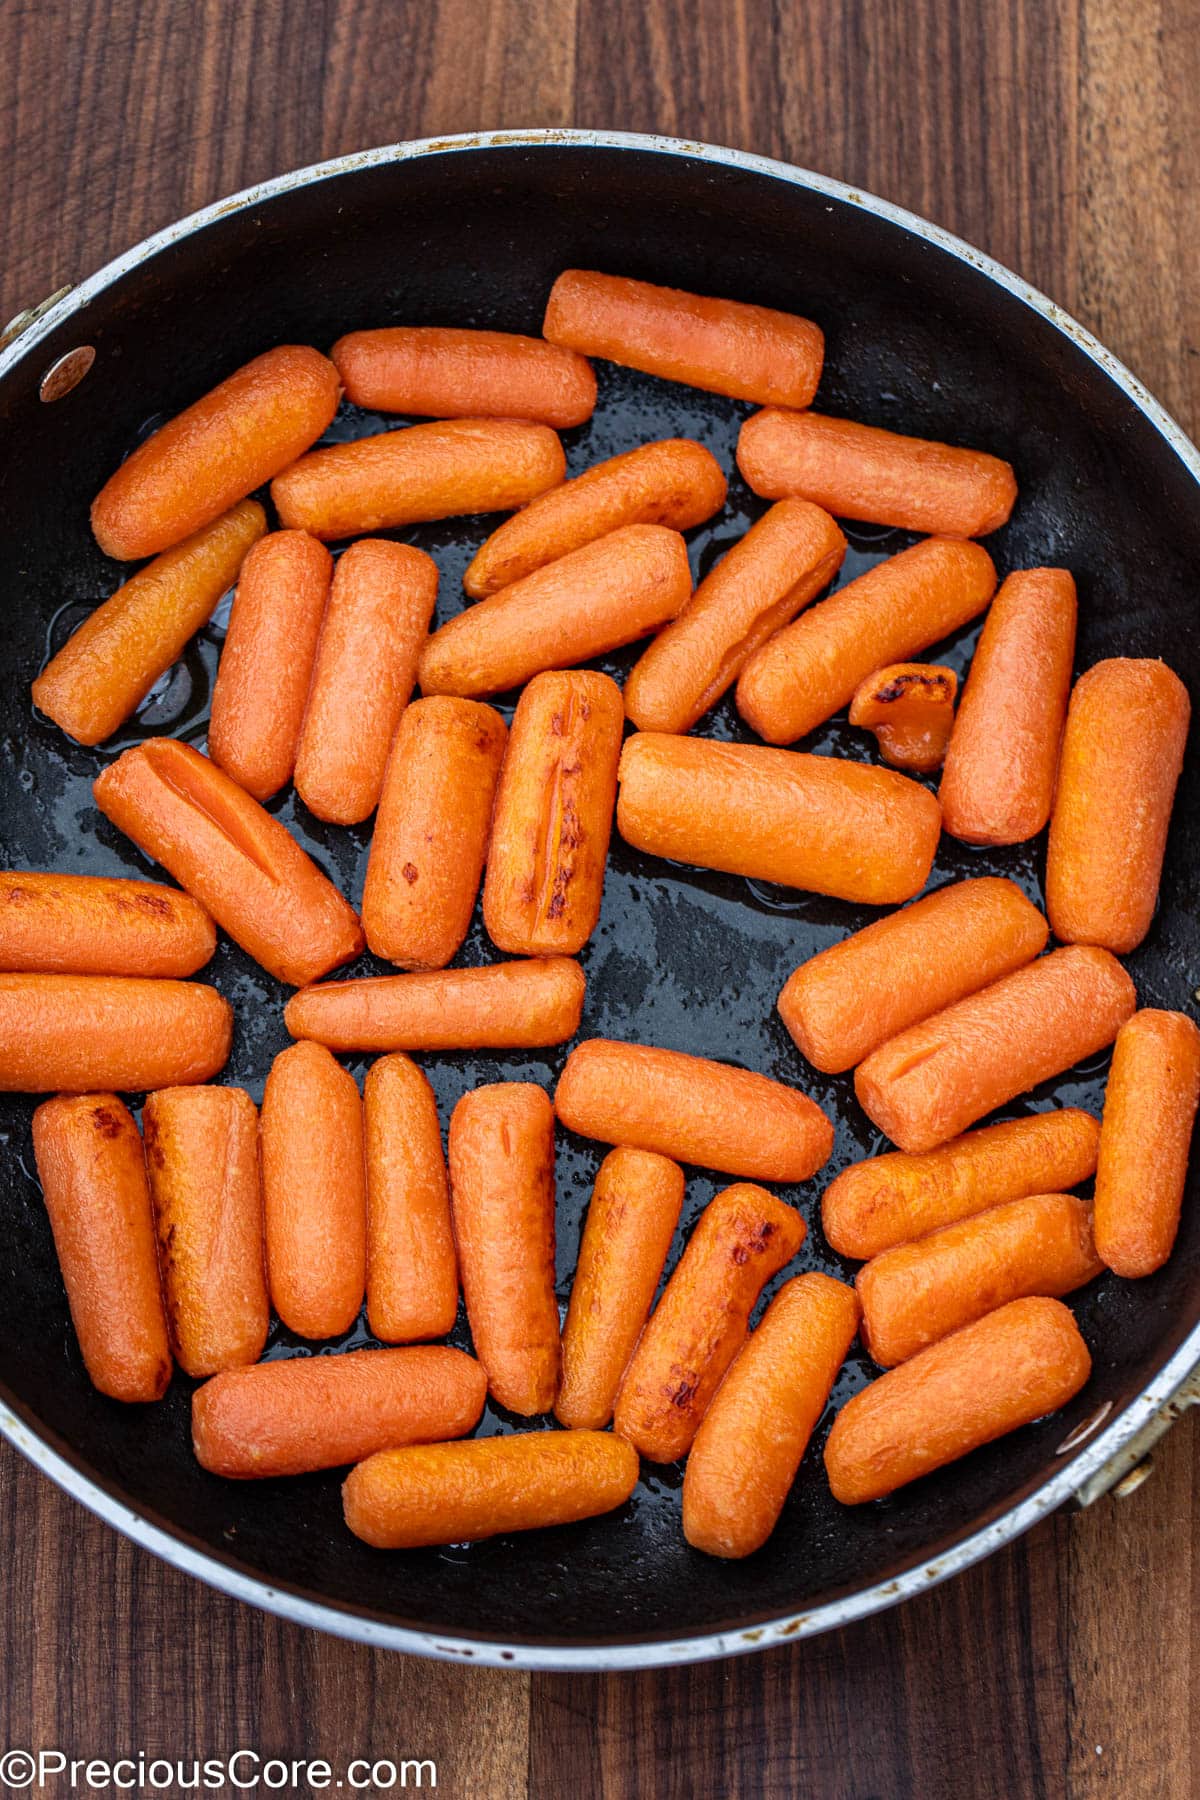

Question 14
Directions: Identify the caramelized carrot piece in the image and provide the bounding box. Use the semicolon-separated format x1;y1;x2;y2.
682;1273;860;1557
364;1053;459;1342
0;870;215;977
93;738;364;987
1094;1009;1200;1277
286;957;584;1052
33;500;265;746
483;671;624;957
848;662;957;772
32;1094;172;1403
0;974;231;1092
624;500;847;733
1046;658;1190;954
332;327;596;427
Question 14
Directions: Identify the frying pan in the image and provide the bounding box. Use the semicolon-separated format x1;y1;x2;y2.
2;129;1200;1672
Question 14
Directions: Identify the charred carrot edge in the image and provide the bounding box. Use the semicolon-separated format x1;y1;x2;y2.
736;537;997;745
777;877;1048;1075
34;500;266;747
613;1183;806;1462
0;870;216;978
285;957;585;1052
1094;1009;1200;1277
543;270;824;408
616;732;941;907
682;1273;860;1557
448;1083;559;1416
483;671;624;957
192;1346;486;1479
463;438;726;599
1046;658;1190;954
93;738;364;988
555;1147;685;1431
208;530;333;801
848;662;958;773
32;1094;172;1403
821;1110;1101;1260
736;408;1017;538
332;327;597;428
0;974;231;1092
364;1053;459;1343
362;698;508;970
624;500;847;734
824;1296;1091;1504
343;1430;639;1548
419;524;693;700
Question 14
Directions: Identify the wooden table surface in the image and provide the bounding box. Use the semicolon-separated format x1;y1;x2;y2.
2;1;1198;1795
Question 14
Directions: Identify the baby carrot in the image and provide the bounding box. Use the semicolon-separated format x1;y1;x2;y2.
33;500;265;746
778;877;1048;1074
418;524;692;700
483;671;624;957
0;870;215;977
332;327;596;427
736;537;997;745
824;1296;1092;1504
0;974;231;1092
940;569;1077;844
613;1183;806;1461
448;1083;559;1415
260;1042;367;1339
623;500;847;734
361;698;507;969
1046;659;1190;954
821;1110;1102;1260
91;346;340;562
855;946;1136;1154
616;733;941;906
142;1085;268;1379
192;1346;485;1479
555;1147;685;1431
364;1053;459;1342
208;530;333;801
294;540;438;824
343;1430;639;1548
93;738;364;987
464;438;726;598
271;417;565;541
682;1273;860;1557
1094;1009;1200;1277
555;1038;832;1183
736;408;1017;538
32;1094;172;1403
848;662;958;773
285;957;585;1052
543;270;824;408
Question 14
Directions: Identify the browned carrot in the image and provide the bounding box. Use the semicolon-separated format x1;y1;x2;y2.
848;663;958;772
364;1053;459;1342
285;958;585;1052
0;871;215;977
1094;1009;1200;1277
332;327;596;427
0;974;231;1092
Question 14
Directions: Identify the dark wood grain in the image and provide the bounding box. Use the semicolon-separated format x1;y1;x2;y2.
2;1;1197;1795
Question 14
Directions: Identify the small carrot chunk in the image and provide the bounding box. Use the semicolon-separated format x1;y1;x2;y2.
848;662;957;772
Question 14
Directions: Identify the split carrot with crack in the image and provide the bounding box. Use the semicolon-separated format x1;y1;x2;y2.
332;326;596;427
0;974;231;1092
285;957;585;1052
364;1053;459;1343
1094;1009;1200;1277
0;870;215;977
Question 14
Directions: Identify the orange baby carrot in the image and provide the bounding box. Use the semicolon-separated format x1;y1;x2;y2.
940;569;1077;844
736;537;997;745
33;500;265;746
260;1042;366;1340
736;408;1017;538
91;347;340;562
192;1346;485;1479
419;524;692;699
364;1053;459;1342
1046;658;1190;954
616;733;941;906
778;877;1048;1074
822;1110;1102;1260
207;530;333;801
555;1147;685;1430
463;438;726;598
555;1039;832;1182
1094;1009;1200;1277
824;1296;1092;1504
343;1430;638;1548
613;1183;806;1461
93;738;364;987
448;1083;559;1415
848;663;957;772
544;270;824;407
331;327;596;427
271;418;565;541
142;1085;268;1379
855;946;1136;1154
286;957;584;1052
624;500;847;734
483;671;624;957
682;1273;860;1557
0;974;231;1092
31;1094;172;1403
361;698;507;969
0;870;215;977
